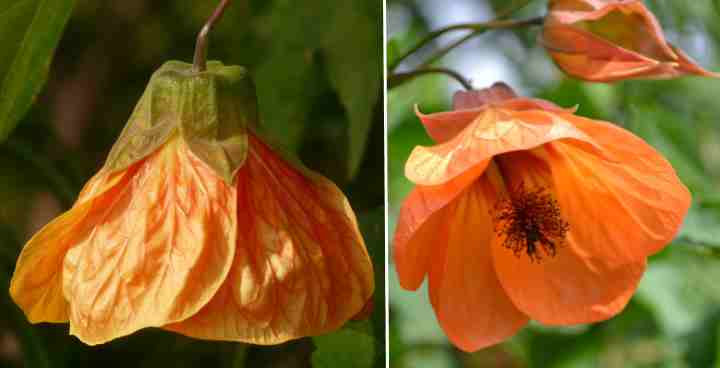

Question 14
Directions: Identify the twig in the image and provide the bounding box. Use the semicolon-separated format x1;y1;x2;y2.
389;24;481;71
388;67;473;90
388;0;541;71
418;17;544;68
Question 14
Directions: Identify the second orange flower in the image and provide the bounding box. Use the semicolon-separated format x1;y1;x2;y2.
543;0;719;81
393;82;690;352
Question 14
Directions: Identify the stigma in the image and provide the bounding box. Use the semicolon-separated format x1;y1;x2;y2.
492;182;569;263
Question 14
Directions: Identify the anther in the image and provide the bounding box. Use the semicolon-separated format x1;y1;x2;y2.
492;181;569;263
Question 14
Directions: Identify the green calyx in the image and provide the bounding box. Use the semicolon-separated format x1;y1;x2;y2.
104;60;257;184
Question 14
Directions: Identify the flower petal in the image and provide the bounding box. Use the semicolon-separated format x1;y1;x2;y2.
543;24;670;82
165;135;374;344
394;162;486;290
415;105;487;143
406;109;599;186
546;116;691;263
550;0;675;59
671;45;720;78
452;83;517;110
493;236;646;325
545;0;718;80
62;138;237;345
417;83;519;144
9;170;130;323
428;178;528;352
491;150;646;324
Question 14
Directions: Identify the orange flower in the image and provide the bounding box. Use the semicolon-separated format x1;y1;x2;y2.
393;82;690;351
542;0;719;81
10;61;374;346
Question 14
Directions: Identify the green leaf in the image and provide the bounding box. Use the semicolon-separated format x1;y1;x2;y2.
626;104;712;195
0;0;76;141
387;39;400;67
357;206;386;360
636;248;720;338
323;0;381;178
254;50;320;152
312;321;376;368
252;0;330;152
715;323;720;368
680;206;720;248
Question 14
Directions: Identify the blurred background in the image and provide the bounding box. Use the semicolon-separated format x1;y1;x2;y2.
388;0;720;367
0;1;383;367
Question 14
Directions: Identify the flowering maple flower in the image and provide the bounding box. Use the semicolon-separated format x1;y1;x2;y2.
542;0;719;82
10;61;374;346
393;82;690;352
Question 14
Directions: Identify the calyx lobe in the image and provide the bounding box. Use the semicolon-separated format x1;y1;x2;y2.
104;60;258;184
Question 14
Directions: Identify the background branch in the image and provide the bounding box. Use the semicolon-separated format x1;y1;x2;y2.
418;17;543;68
388;67;474;90
388;0;542;71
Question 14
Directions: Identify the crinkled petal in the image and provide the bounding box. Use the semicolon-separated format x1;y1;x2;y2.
9;170;131;323
493;237;646;324
62;137;236;345
549;0;675;59
499;98;577;115
394;162;486;290
544;0;718;80
165;134;374;345
543;23;717;81
417;99;574;144
417;83;519;143
415;105;488;143
546;116;691;263
491;149;646;324
452;83;517;110
543;24;672;81
406;108;600;186
428;178;528;352
671;45;720;78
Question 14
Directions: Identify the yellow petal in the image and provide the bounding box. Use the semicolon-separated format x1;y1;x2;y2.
63;137;236;345
9;168;130;323
166;135;374;344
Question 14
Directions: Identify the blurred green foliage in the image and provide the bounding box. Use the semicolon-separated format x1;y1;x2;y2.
0;0;75;141
388;0;720;367
0;1;383;367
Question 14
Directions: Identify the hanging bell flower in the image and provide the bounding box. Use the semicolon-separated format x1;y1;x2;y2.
542;0;719;82
394;82;690;351
9;59;374;346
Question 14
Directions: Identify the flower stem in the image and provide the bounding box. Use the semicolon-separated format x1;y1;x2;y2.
192;0;232;73
417;17;544;69
388;67;473;90
389;24;483;72
388;0;541;72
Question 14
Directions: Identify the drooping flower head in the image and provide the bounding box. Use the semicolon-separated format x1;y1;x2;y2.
10;61;374;345
542;0;719;81
393;82;690;351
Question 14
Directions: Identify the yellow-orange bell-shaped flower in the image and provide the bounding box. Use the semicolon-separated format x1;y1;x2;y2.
10;61;375;346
